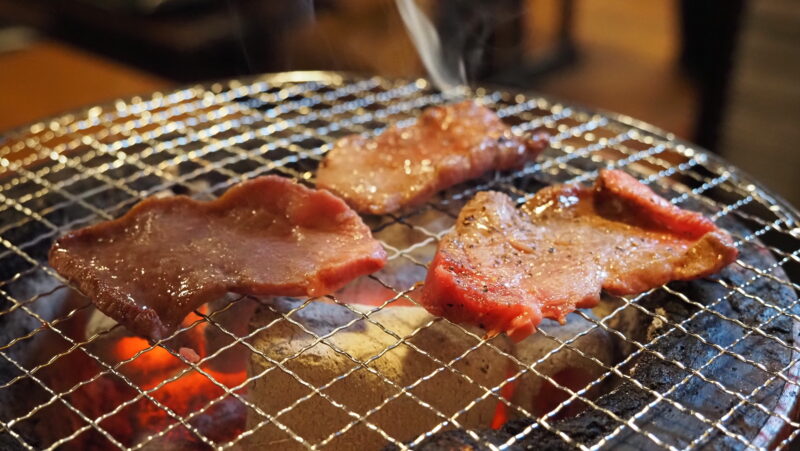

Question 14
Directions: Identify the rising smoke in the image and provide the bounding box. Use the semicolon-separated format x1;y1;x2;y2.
395;0;467;95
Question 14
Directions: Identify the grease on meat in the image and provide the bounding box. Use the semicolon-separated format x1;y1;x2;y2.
316;100;548;215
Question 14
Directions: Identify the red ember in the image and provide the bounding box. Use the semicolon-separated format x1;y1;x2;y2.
44;307;248;450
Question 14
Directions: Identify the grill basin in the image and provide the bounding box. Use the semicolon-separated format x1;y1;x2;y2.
0;72;798;450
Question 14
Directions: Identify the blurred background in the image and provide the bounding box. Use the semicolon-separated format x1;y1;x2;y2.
0;0;798;205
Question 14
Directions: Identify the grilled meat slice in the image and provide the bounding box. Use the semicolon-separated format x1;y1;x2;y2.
421;170;738;341
49;176;387;340
316;100;548;215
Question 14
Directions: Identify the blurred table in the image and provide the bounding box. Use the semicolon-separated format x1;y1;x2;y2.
0;40;169;133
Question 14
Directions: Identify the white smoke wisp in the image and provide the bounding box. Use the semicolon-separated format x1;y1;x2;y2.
395;0;467;96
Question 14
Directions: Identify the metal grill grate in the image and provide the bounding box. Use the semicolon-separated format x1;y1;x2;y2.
0;72;799;450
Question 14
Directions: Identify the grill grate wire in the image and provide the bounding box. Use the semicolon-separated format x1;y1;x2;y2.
0;72;798;450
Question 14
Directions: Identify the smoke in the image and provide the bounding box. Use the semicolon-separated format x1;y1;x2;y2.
395;0;467;95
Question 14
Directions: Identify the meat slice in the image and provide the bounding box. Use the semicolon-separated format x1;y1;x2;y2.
49;176;387;340
421;170;738;342
316;100;548;215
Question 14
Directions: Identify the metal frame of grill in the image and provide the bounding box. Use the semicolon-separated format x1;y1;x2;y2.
0;71;799;450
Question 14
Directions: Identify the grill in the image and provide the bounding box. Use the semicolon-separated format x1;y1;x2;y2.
0;71;799;450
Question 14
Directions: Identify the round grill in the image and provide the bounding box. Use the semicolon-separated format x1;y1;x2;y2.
0;72;798;450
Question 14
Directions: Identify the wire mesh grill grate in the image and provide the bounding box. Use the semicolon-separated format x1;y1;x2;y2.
0;72;798;450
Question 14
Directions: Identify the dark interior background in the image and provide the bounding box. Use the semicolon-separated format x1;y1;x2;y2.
0;0;798;205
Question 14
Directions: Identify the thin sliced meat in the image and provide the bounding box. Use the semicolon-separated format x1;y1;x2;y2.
316;100;549;215
49;176;387;340
421;169;738;342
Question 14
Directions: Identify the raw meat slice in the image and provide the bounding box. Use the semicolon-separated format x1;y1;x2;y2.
421;170;738;341
316;100;548;215
49;176;387;340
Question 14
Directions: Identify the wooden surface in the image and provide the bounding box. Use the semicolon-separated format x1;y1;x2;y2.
0;40;169;133
0;2;693;139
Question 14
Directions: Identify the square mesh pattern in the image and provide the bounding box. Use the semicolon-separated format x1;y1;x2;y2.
0;72;798;450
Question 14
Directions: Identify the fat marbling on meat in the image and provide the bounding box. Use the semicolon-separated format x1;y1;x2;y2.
316;100;549;215
421;169;738;341
49;176;387;340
